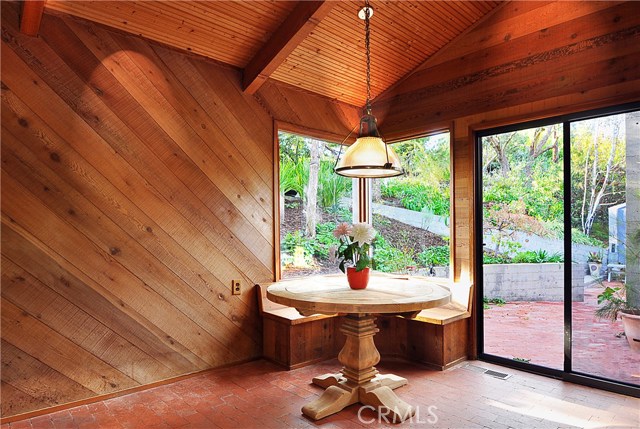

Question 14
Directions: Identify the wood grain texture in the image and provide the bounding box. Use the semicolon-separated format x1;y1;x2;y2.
4;0;640;420
43;1;501;106
243;0;335;94
1;0;365;417
44;0;297;68
265;274;451;315
256;79;361;143
20;0;46;36
269;0;500;105
373;1;640;139
369;1;640;360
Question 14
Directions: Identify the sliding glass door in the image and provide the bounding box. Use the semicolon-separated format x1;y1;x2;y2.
477;104;640;392
479;123;565;370
570;112;640;385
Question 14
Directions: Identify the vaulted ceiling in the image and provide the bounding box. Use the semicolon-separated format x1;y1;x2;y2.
40;0;502;107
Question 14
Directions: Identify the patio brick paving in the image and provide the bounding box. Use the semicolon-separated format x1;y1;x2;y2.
484;280;640;385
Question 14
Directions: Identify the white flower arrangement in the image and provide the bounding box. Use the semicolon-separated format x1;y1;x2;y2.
332;222;376;272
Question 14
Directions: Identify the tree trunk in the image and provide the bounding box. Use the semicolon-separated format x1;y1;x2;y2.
486;134;514;176
523;126;559;179
583;118;619;236
305;138;320;238
625;112;640;308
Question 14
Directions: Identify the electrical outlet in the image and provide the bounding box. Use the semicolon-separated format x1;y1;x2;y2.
232;279;241;295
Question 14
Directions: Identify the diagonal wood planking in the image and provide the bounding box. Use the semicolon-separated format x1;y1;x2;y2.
2;0;358;418
0;1;310;417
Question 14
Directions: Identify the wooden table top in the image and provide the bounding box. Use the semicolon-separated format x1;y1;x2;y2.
266;273;451;315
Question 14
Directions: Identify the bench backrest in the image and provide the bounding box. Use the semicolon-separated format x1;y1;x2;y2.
450;281;473;312
256;283;290;314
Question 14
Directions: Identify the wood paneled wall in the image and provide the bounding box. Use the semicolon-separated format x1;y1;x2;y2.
0;2;358;419
373;0;640;284
371;1;640;358
3;0;639;420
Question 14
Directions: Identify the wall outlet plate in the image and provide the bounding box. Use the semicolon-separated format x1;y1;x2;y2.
232;280;241;295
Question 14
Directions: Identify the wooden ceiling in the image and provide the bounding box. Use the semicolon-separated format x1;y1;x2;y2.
41;0;502;107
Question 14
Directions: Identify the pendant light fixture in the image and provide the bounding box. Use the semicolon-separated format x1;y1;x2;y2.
335;0;404;178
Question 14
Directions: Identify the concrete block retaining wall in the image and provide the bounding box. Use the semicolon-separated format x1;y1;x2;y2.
483;263;585;302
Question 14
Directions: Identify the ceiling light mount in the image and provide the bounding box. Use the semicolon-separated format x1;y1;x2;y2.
358;5;374;20
335;0;404;179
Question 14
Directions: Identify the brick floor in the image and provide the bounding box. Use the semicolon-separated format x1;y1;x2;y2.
2;358;638;429
484;281;640;385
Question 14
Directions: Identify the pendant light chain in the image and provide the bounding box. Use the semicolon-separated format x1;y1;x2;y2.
364;0;371;109
334;0;404;178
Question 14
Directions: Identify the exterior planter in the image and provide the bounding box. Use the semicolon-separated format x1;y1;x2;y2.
483;262;584;302
620;310;640;352
588;262;602;277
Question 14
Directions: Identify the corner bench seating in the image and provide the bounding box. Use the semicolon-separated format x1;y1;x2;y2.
256;277;473;370
257;283;340;369
401;280;473;369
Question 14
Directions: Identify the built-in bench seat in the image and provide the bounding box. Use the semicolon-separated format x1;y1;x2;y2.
256;283;340;369
402;281;473;369
412;280;472;324
257;278;473;370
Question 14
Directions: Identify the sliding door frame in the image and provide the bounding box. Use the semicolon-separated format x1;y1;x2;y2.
475;101;640;397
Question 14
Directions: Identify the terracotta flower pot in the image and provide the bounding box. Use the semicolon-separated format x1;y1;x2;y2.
346;267;370;290
620;310;640;353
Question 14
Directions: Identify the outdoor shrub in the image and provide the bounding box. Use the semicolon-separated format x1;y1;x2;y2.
282;231;315;258
483;252;511;264
314;222;338;258
280;158;308;198
374;236;416;273
318;160;351;210
512;250;563;263
418;245;450;267
571;228;605;246
282;222;342;261
381;180;450;217
483;297;506;306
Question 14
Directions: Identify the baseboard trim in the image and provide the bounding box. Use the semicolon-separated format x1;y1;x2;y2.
0;356;259;424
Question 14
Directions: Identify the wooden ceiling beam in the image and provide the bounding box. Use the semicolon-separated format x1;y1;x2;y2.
242;0;335;94
20;0;46;36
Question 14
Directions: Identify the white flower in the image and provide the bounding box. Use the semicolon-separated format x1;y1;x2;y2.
351;223;376;246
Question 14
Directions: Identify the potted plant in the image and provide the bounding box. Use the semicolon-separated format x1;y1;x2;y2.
596;214;639;352
596;284;640;352
332;222;376;289
587;251;603;277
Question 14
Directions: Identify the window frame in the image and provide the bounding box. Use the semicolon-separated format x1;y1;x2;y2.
274;121;454;281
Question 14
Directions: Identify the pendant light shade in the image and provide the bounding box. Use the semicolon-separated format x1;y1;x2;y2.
334;1;404;179
335;112;403;178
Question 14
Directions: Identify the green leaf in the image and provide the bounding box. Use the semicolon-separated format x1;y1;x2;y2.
355;256;368;271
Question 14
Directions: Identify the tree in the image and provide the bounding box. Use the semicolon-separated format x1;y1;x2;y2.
579;117;624;236
305;138;320;238
523;124;561;179
483;200;547;254
484;132;516;176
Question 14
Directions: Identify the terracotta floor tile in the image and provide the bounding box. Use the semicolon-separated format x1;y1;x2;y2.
4;359;639;429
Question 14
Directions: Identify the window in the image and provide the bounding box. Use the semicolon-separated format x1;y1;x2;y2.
372;132;451;276
278;131;352;278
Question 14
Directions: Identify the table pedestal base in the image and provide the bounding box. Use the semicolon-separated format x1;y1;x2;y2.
301;314;415;423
